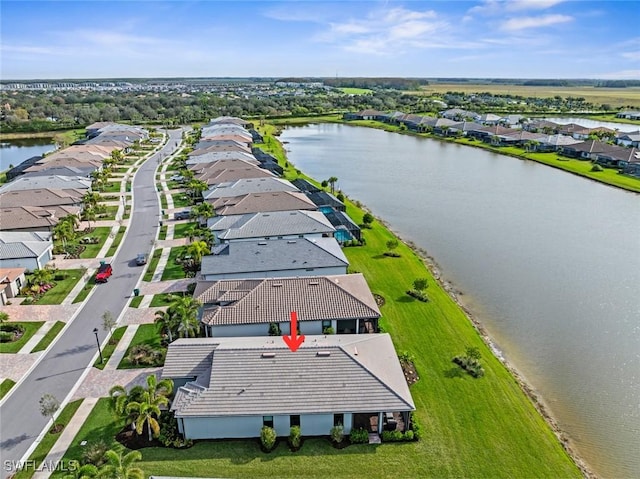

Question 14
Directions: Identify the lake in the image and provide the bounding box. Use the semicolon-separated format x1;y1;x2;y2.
0;138;56;172
280;123;640;479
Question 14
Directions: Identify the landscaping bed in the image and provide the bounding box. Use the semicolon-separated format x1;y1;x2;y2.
0;322;44;353
117;324;165;369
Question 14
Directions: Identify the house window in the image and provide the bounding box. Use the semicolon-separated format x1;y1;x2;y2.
290;415;300;427
322;320;331;330
263;416;274;428
333;413;344;427
16;278;22;289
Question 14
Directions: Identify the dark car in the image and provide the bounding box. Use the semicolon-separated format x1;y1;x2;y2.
135;253;147;266
174;210;191;220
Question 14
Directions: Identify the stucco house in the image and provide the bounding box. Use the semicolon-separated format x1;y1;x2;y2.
200;237;348;280
209;191;317;216
208;210;335;244
202;178;298;201
0;231;53;270
162;334;415;440
0;267;26;305
194;273;380;337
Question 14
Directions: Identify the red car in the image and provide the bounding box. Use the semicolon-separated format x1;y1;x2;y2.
95;263;113;283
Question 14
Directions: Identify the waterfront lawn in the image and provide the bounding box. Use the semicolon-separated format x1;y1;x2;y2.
117;324;163;369
161;246;188;280
79;227;111;258
32;269;84;305
106;227;126;257
31;321;65;352
0;379;16;399
0;322;44;353
143;249;163;282
15;399;84;479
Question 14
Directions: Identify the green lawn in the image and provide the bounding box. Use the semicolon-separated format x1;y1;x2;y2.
72;276;95;304
172;222;193;239
31;321;65;352
97;205;119;221
172;193;191;208
0;322;44;353
339;87;373;95
143;249;163;282
117;324;163;369
15;399;84;479
106;226;126;257
100;181;122;193
79;227;111;258
158;225;168;241
149;292;186;307
94;326;127;370
160;195;168;210
161;246;188;280
0;379;16;399
30;269;84;305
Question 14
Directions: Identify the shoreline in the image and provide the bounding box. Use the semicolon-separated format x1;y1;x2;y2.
364;213;596;479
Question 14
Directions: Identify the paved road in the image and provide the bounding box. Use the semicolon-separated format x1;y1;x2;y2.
0;129;183;478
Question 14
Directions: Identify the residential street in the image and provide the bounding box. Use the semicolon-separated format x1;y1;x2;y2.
0;129;183;479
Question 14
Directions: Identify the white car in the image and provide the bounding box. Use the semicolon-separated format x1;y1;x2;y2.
170;175;184;182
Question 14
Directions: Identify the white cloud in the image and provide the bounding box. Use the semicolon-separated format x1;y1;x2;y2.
501;14;573;31
621;51;640;61
468;0;566;16
595;69;640;80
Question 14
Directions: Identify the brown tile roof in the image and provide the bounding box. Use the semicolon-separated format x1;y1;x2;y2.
188;159;260;173
0;206;75;231
0;267;26;282
195;274;381;326
189;142;252;155
196;167;275;185
0;188;84;208
211;191;317;216
25;158;102;171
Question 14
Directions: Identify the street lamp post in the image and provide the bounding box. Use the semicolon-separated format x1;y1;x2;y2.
93;328;104;363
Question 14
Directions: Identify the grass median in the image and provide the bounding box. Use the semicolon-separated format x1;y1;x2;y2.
31;321;65;352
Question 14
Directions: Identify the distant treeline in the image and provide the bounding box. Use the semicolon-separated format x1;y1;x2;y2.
595;80;640;88
278;77;429;90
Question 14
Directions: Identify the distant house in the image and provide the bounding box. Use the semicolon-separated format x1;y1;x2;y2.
477;113;502;125
343;110;386;121
202;178;298;201
200;237;348;280
210;191;317;216
0;231;53;270
0;206;79;233
196;166;275;186
0;188;85;209
535;134;583;152
162;334;415;440
208;210;335;244
0;267;26;305
185;151;259;166
194;273;380;337
616;131;640;148
290;179;346;212
441;108;479;121
616;111;640;120
322;209;361;243
0;175;92;194
523;119;561;134
560;140;619;161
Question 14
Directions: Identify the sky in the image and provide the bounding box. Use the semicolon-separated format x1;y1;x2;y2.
1;0;639;80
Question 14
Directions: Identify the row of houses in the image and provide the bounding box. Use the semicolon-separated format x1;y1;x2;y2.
164;117;415;442
344;110;640;176
0;123;149;304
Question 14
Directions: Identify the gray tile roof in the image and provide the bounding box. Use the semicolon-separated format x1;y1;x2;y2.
0;175;92;193
188;159;260;174
203;178;297;199
210;191;317;216
164;334;415;417
185;151;259;165
209;210;335;241
201;237;348;277
197;167;275;185
194;273;380;326
0;188;84;208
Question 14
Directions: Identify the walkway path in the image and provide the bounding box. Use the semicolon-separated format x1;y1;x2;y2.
104;324;139;371
18;321;57;354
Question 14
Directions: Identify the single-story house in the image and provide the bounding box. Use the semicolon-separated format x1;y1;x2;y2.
202;178;298;201
0;205;79;232
208;210;335;244
194;273;380;337
616;131;640;148
188;159;261;174
185;151;259;166
523;120;561;134
535;134;583;152
595;146;639;168
0;267;26;305
196;167;275;186
440;108;479;121
477;113;503;125
200;237;348;280
209;191;317;216
343;109;386;121
616;111;640;120
0;175;92;194
322;209;361;243
0;231;53;270
207;116;254;129
289;179;346;212
163;334;415;440
0;188;85;209
560;140;620;161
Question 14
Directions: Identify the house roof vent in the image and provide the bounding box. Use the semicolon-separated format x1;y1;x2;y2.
309;281;319;286
261;352;276;358
272;283;283;287
316;351;331;357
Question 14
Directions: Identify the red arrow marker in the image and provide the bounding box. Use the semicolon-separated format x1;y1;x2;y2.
283;311;305;352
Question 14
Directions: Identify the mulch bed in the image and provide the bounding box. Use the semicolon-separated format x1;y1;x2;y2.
116;427;163;450
401;359;419;386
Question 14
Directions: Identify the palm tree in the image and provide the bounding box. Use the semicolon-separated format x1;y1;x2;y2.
191;202;214;225
62;461;97;479
98;449;144;479
154;309;176;343
185;240;209;266
187;179;208;201
327;176;338;195
53;220;75;248
126;391;166;442
82;207;97;230
30;267;53;287
82;191;101;209
144;374;173;402
109;384;145;426
167;295;201;339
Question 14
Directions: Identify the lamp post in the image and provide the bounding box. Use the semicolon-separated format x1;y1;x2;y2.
93;328;104;363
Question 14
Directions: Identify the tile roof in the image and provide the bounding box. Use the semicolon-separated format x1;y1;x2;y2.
0;188;84;208
0;206;70;231
185;151;258;165
194;273;380;326
0;176;92;193
164;334;415;417
201;237;348;277
209;210;335;241
197;167;275;185
203;178;298;199
210;191;317;216
188;159;260;173
0;267;26;282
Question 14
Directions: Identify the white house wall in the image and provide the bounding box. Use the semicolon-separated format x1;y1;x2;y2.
0;257;39;271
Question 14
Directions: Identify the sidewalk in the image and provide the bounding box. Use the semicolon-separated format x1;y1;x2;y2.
151;248;171;282
18;321;57;354
103;324;139;370
30;398;99;479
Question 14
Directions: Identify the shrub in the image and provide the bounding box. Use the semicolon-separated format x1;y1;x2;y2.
336;192;345;202
591;163;604;172
384;251;401;257
349;427;369;444
330;424;344;444
381;430;404;442
404;430;414;441
289;426;301;449
82;440;108;466
260;426;277;451
0;323;24;334
0;331;15;342
406;289;429;302
268;322;281;336
323;327;335;335
127;344;165;366
158;412;193;448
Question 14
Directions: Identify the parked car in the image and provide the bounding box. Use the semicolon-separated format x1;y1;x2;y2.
135;253;147;266
170;174;184;182
95;263;113;283
174;210;191;220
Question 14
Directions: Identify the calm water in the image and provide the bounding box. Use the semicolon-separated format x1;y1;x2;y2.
543;117;639;132
281;123;640;479
0;138;56;171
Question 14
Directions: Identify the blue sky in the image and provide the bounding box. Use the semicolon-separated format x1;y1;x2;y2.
1;0;639;80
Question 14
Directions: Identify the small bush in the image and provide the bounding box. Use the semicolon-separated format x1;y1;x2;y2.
158;412;193;448
404;430;414;441
127;344;165;366
289;426;301;449
330;424;344;444
591;163;604;172
381;430;404;442
349;427;369;444
323;327;335;335
384;251;401;257
0;331;15;342
82;440;108;466
0;323;24;334
260;426;277;451
406;289;429;302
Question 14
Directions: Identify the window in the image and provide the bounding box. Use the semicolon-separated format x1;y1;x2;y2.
263;416;274;428
322;320;331;330
333;413;344;427
290;415;300;427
